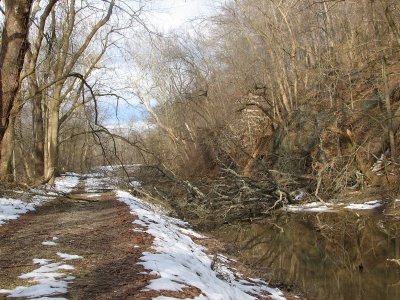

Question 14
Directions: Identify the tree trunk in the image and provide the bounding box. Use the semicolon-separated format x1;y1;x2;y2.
0;0;33;150
31;77;45;178
243;136;269;178
0;116;15;181
45;85;62;185
17;143;33;180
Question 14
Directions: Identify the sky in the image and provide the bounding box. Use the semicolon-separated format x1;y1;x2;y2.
104;0;223;129
148;0;219;32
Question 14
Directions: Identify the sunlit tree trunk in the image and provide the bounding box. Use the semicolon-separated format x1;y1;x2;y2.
45;84;62;185
0;0;33;180
30;75;45;179
0;114;16;181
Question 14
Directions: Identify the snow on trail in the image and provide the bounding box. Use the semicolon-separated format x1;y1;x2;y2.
0;174;80;227
0;261;74;299
0;238;82;299
54;173;80;194
84;169;140;192
117;191;285;300
0;198;37;225
84;174;118;193
0;194;58;226
56;252;83;261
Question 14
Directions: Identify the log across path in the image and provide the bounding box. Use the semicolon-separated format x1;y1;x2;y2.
0;174;289;300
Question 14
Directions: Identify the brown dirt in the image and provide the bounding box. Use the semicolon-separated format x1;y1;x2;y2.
0;185;201;300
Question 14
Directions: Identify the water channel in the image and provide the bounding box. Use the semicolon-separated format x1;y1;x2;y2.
212;210;400;299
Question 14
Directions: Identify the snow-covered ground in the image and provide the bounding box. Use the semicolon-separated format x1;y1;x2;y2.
0;174;80;227
344;200;383;210
0;175;81;298
117;191;285;300
0;198;38;225
54;173;80;193
84;171;140;193
286;200;384;213
84;174;119;193
0;260;74;299
286;201;336;213
0;238;82;299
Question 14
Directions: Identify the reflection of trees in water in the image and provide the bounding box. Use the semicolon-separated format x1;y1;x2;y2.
216;213;400;300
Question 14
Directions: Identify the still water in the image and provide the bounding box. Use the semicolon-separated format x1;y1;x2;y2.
212;211;400;299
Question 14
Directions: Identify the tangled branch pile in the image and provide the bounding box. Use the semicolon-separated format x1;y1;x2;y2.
127;0;400;224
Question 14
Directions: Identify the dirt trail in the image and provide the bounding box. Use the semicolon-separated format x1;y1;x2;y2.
0;182;184;299
0;179;293;300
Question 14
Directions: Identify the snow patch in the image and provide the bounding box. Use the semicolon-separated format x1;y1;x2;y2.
286;202;335;213
54;174;80;193
133;219;148;226
0;173;79;226
129;180;142;188
179;227;206;239
0;198;35;225
344;200;383;210
94;165;115;172
0;187;59;227
85;176;118;192
29;188;58;197
33;259;53;266
42;241;57;246
146;277;187;291
32;195;57;205
117;190;285;300
0;251;82;299
57;252;83;261
0;260;75;299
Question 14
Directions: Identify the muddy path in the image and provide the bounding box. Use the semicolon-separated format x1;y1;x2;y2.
0;177;295;300
0;183;189;299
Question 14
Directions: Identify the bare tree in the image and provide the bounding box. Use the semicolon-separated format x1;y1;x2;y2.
0;0;33;180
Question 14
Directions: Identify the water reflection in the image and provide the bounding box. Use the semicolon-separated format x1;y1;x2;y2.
213;212;400;300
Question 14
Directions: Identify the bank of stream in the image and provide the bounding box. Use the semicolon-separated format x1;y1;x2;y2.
211;208;400;300
106;166;400;299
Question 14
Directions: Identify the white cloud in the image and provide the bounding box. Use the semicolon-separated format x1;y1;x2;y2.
148;0;220;32
106;120;155;134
